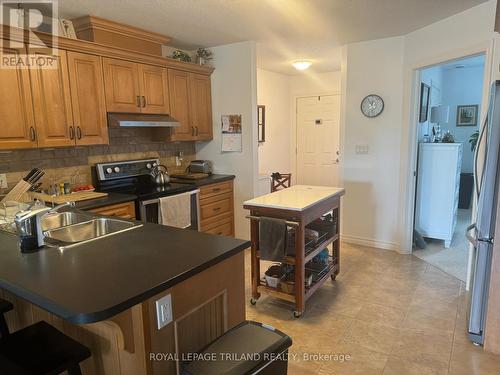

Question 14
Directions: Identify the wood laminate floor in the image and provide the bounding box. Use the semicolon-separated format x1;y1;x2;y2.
245;243;500;374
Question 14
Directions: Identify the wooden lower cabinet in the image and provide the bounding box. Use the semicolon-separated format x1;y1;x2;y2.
199;180;235;237
88;201;136;219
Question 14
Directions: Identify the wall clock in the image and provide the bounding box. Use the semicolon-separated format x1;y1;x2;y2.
361;94;384;118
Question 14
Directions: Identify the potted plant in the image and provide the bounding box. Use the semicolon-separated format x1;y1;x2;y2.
195;48;213;66
171;50;192;63
469;130;479;152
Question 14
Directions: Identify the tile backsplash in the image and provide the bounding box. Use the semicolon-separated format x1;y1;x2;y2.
0;127;195;192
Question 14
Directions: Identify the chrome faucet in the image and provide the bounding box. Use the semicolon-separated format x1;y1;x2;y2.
14;201;75;252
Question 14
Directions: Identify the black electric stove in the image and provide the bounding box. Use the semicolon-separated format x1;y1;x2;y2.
93;158;199;225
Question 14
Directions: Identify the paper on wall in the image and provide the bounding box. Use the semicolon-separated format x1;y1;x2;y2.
221;114;242;152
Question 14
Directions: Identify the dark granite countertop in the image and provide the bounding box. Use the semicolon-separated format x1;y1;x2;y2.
75;192;137;211
170;174;235;187
0;224;249;324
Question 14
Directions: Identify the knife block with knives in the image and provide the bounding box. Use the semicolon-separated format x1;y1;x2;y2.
0;168;45;203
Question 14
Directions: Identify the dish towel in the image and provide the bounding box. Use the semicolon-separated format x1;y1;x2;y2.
259;217;287;261
158;192;192;228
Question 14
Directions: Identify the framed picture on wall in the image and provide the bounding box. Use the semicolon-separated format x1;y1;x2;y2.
257;105;266;143
419;83;431;123
456;105;479;127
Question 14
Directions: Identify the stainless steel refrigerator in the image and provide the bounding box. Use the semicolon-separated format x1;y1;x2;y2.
466;80;500;345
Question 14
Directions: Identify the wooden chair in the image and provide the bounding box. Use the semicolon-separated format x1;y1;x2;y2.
0;298;91;375
271;173;292;192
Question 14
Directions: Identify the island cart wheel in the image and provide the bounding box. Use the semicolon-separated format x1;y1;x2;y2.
250;298;258;305
293;311;302;318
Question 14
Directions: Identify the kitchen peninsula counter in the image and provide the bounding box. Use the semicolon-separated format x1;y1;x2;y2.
0;222;249;374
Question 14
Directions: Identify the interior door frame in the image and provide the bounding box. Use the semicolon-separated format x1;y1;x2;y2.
291;91;343;187
400;41;493;288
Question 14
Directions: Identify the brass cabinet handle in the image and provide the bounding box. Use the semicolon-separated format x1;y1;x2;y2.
76;126;82;140
69;126;75;140
142;96;146;107
213;207;221;212
29;126;36;141
212;188;221;193
195;126;199;136
191;126;195;136
136;96;141;107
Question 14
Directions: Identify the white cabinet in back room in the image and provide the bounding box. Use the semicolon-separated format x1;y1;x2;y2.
415;142;462;248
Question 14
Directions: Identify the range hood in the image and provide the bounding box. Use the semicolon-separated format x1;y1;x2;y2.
107;113;180;128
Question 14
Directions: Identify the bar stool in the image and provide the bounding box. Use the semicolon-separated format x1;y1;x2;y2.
0;298;91;375
271;172;292;192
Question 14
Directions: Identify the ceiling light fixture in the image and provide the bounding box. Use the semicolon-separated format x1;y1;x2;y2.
292;60;312;71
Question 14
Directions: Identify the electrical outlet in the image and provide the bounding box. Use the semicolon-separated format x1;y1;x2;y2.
355;144;369;154
155;294;172;330
0;174;7;189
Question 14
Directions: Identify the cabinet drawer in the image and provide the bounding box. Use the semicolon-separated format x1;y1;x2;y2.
200;181;233;200
200;194;232;221
89;201;136;219
203;218;233;237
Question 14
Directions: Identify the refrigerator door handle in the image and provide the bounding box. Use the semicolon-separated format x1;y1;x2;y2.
466;223;478;246
474;113;488;199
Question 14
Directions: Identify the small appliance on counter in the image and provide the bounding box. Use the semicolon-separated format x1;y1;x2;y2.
188;160;213;174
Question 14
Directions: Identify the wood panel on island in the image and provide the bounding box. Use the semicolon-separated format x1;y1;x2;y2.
0;19;214;149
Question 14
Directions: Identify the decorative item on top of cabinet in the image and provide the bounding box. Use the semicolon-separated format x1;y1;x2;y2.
195;48;213;66
199;180;234;237
103;58;170;115
88;201;136;219
168;69;213;141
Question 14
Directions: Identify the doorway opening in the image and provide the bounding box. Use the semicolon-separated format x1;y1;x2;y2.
412;54;485;282
295;95;341;186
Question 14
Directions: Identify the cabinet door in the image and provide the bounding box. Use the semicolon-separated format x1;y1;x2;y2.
30;49;74;147
139;64;170;114
68;52;108;145
0;48;37;149
103;58;141;113
168;69;194;141
190;74;213;141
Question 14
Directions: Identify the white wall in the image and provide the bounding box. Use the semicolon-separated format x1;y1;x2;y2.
196;41;258;240
342;36;405;250
441;64;485;173
257;69;291;175
289;71;341;96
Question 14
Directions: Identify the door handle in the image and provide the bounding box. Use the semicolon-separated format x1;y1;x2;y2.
142;96;146;107
76;126;82;140
136;95;141;108
29;126;36;142
474;114;488;198
191;126;195;136
69;126;75;140
195;126;199;136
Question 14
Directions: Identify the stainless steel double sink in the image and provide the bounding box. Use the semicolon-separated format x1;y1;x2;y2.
42;211;142;249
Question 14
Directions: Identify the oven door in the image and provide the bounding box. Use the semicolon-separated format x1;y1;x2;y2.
139;190;200;230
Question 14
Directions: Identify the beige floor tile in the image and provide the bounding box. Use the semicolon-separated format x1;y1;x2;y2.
403;308;456;334
340;320;399;354
391;328;453;369
354;302;407;329
449;342;500;375
383;356;448;375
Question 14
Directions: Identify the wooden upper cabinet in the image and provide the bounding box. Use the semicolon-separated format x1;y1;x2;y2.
190;73;212;141
29;49;74;148
0;48;37;149
67;52;108;145
103;58;141;113
168;69;193;141
139;64;169;114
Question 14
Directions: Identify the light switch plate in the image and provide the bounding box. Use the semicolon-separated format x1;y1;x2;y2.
0;174;7;189
355;144;369;154
156;294;172;330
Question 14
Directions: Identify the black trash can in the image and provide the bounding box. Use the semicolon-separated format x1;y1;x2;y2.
182;321;292;375
459;173;474;209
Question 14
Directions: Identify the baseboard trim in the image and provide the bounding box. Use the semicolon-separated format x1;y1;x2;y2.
341;234;401;252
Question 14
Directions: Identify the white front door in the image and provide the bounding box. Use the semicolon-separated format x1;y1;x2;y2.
296;95;340;186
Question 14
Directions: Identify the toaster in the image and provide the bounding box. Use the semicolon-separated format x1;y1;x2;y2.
188;160;213;174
